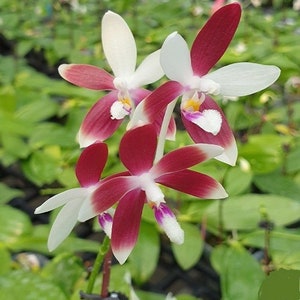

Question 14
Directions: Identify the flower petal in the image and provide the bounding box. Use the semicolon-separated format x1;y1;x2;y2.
78;92;123;147
78;176;138;222
204;63;281;96
102;11;136;77
153;203;184;244
157;169;228;199
182;96;237;166
47;197;83;251
128;81;183;130
34;188;88;214
119;125;157;175
75;142;108;187
182;109;222;135
151;144;223;177
111;189;145;264
160;32;194;84
58;64;114;90
129;50;164;88
191;3;241;76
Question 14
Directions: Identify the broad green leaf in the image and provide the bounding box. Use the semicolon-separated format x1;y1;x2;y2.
129;221;160;284
21;149;62;186
0;270;67;300
224;166;252;196
1;133;31;159
239;134;291;174
41;252;84;296
172;223;204;270
0;205;33;247
211;244;265;300
254;171;300;201
272;250;300;270
241;229;300;253
0;183;24;205
205;194;300;231
0;246;11;275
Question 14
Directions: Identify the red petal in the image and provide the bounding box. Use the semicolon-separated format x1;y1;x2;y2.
91;176;138;214
58;64;114;90
144;81;183;122
119;125;157;175
182;96;237;166
152;143;222;177
111;189;146;264
191;3;241;76
157;169;227;199
78;92;123;146
75;142;108;187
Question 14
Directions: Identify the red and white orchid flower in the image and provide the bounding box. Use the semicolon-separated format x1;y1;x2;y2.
78;124;227;264
34;142;109;251
58;11;174;147
129;3;280;166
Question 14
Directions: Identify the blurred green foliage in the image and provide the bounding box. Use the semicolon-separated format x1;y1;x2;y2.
0;0;299;299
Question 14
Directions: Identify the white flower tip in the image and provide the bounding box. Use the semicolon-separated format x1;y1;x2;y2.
34;207;42;214
113;247;132;265
209;183;228;199
57;64;69;77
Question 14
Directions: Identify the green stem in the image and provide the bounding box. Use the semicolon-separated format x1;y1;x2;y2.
86;236;110;294
154;99;177;163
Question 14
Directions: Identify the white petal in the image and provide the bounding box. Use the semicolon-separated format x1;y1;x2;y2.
102;11;136;77
47;198;83;251
160;32;194;84
186;109;222;135
78;194;98;222
204;62;281;97
127;101;149;130
161;215;184;244
215;139;238;167
129;50;164;88
34;188;87;214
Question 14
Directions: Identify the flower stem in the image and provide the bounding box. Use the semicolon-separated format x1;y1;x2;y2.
86;236;110;294
101;245;113;298
154;99;177;163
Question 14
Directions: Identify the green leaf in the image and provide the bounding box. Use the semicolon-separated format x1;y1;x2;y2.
205;194;300;231
0;183;24;205
129;221;160;284
241;229;300;254
0;205;33;248
172;223;204;270
239;134;291;174
0;270;67;300
0;246;11;275
254;171;300;201
224;166;252;196
211;244;265;300
41;252;84;296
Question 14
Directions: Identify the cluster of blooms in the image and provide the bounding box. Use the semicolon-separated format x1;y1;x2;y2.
35;3;280;264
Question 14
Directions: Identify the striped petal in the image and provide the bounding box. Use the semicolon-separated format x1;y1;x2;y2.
182;96;237;166
58;64;114;90
191;3;241;76
47;197;83;251
130;50;164;89
75;142;108;187
119;125;157;175
78;92;123;147
78;176;138;222
160;32;194;84
102;11;136;78
151;144;223;177
111;189;145;264
204;63;281;97
34;188;88;214
157;169;228;199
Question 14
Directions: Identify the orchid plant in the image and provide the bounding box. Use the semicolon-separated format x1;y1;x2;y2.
35;3;280;299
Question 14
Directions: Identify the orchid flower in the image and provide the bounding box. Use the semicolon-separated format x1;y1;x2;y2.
78;124;228;264
129;3;280;166
58;11;175;148
34;142;108;251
